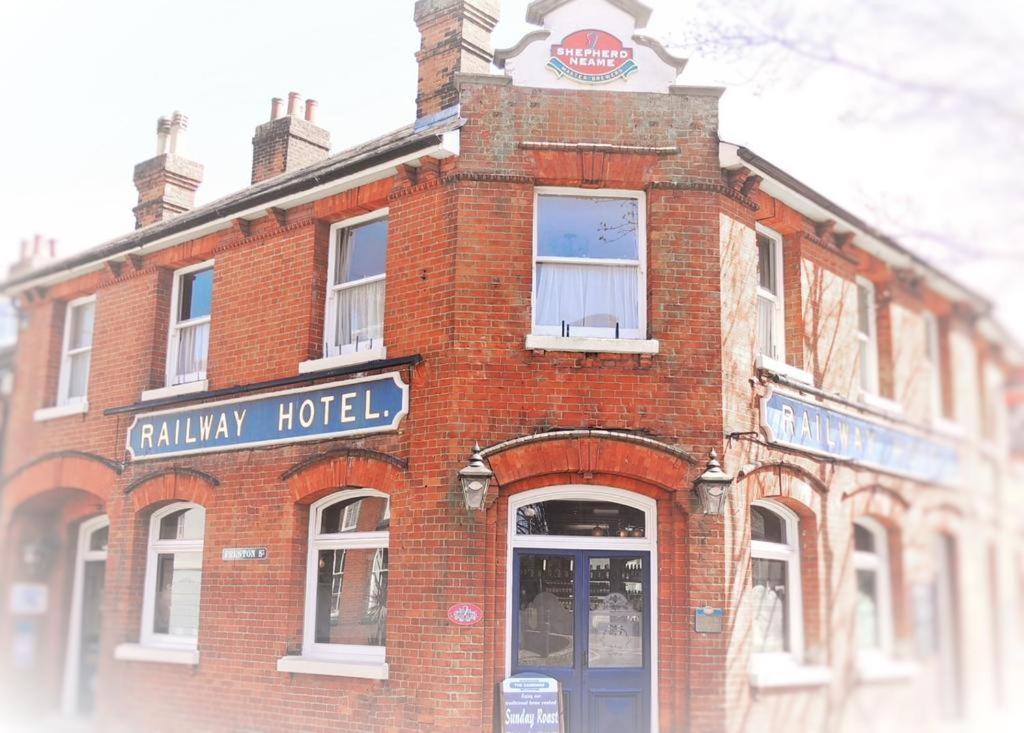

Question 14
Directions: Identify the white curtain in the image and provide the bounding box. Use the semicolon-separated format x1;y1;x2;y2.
535;263;638;331
174;321;210;384
333;279;385;353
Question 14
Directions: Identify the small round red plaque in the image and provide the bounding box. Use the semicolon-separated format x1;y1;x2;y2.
447;602;483;626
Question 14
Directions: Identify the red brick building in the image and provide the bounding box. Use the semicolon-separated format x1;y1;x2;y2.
1;1;1022;732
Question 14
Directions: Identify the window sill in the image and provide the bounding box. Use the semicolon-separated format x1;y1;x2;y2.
33;402;88;422
749;661;832;689
756;354;813;386
858;391;903;417
113;643;199;666
525;334;659;355
856;656;917;683
298;346;388;374
141;380;209;402
276;655;388;680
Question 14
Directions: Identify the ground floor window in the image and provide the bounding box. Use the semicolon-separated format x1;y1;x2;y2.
141;503;205;649
304;489;390;661
750;501;803;662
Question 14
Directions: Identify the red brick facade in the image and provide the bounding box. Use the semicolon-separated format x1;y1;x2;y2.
1;1;1022;732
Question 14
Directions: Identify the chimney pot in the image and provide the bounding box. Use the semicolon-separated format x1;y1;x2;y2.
156;116;172;155
270;97;284;120
304;99;318;123
287;92;301;117
251;92;330;184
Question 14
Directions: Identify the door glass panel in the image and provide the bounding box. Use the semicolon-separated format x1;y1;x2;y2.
77;560;105;715
588;556;644;668
516;501;646;537
518;554;575;667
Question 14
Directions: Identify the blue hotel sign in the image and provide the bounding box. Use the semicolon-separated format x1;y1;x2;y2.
760;388;960;485
127;373;408;461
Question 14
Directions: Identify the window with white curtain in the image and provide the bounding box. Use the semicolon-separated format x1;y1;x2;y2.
57;296;95;406
303;490;390;662
750;501;803;663
141;503;205;650
533;189;646;340
325;213;388;358
167;262;213;386
756;226;784;360
853;518;894;657
856;277;879;395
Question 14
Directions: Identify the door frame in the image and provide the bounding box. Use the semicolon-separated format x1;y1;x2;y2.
61;514;108;717
506;486;658;733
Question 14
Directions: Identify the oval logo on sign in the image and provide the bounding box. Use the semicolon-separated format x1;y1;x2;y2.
548;29;638;84
447;603;483;626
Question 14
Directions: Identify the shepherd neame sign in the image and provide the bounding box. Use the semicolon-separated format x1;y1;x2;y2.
761;388;959;485
127;373;408;461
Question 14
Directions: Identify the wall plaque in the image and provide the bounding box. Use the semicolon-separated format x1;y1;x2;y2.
222;547;268;561
694;606;724;633
447;603;483;626
127;372;408;461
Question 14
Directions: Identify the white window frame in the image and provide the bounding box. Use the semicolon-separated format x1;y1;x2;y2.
61;514;108;715
322;209;389;362
755;224;785;362
139;502;205;651
56;295;96;407
165;260;214;388
856;277;880;396
750;500;804;667
300;488;389;665
853;518;895;660
531;187;648;342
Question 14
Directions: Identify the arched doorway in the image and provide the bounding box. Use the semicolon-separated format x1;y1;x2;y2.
60;514;108;717
507;486;657;733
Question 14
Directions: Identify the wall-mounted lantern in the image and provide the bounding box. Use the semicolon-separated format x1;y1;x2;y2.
693;449;734;515
458;443;494;512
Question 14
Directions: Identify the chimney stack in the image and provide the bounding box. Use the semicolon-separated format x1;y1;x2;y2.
132;111;204;229
413;0;499;120
9;235;58;279
250;92;331;184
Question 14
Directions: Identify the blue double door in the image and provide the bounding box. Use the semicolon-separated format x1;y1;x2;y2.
512;549;651;733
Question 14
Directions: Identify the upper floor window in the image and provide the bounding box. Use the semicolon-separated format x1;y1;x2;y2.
167;262;213;386
853;519;894;657
141;503;205;650
756;226;784;360
856;277;879;395
302;490;390;665
57;296;95;406
533;189;646;340
325;213;388;358
923;312;944;419
750;502;803;663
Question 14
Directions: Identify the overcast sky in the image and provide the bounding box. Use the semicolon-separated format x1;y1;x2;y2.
0;0;1020;341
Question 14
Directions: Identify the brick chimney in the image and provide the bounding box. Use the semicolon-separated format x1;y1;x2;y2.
250;92;331;184
414;0;499;120
8;235;57;279
132;112;204;229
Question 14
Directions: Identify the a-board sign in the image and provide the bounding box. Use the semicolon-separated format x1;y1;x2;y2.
500;675;563;733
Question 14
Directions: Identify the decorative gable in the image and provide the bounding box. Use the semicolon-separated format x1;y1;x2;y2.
494;0;686;93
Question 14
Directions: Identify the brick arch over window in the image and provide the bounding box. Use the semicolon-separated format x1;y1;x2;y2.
481;430;697;499
124;467;219;511
1;451;122;514
283;448;407;504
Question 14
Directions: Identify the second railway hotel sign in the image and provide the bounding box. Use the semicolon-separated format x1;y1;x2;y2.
127;373;408;461
761;388;960;485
